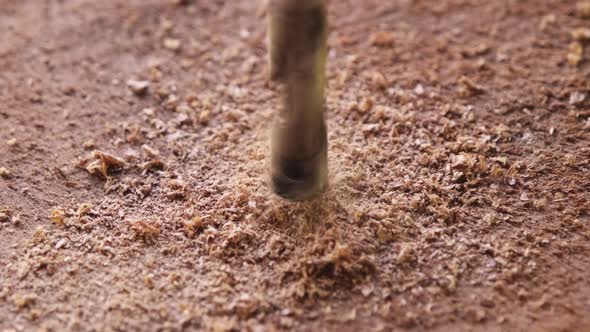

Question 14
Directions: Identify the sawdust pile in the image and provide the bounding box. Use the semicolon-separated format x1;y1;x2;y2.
1;0;589;331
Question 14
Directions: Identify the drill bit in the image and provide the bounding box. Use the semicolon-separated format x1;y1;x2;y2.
267;0;329;200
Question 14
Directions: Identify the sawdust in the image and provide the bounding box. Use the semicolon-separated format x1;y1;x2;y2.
1;1;589;331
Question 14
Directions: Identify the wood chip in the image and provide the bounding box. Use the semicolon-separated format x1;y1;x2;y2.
198;110;210;125
370;71;388;89
0;208;10;223
370;31;394;47
577;1;590;18
163;38;182;51
571;28;590;41
12;293;37;309
539;14;556;31
83;139;96;150
359;97;374;113
458;76;486;97
567;42;583;66
569;91;586;105
0;167;11;178
141;144;160;158
127;80;150;95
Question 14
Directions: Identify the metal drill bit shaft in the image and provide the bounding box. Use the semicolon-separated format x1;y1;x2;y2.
267;0;328;200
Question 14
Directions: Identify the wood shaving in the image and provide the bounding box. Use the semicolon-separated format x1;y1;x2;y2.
85;150;126;178
130;220;160;244
183;216;204;237
50;207;66;227
77;202;93;217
